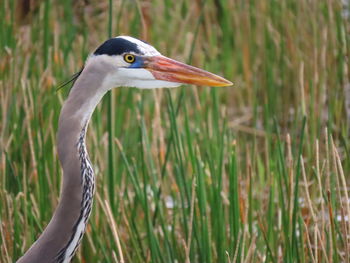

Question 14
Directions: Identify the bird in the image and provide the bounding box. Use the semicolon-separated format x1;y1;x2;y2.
16;36;232;263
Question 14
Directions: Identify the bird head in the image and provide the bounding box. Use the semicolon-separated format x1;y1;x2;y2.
85;36;232;90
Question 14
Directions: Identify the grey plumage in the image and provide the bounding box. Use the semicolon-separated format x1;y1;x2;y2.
17;52;110;263
16;36;232;263
56;124;94;262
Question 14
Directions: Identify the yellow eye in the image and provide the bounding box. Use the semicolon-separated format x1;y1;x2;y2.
124;54;135;63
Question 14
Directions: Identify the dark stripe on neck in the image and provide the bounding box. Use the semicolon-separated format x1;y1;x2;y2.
55;124;95;262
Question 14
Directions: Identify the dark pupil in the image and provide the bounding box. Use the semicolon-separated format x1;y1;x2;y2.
127;55;133;61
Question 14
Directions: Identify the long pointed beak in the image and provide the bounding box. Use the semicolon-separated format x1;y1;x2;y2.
143;56;232;87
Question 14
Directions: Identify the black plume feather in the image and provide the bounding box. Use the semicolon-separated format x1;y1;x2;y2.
56;67;84;92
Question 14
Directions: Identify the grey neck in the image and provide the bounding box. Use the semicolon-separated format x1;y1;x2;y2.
17;62;109;263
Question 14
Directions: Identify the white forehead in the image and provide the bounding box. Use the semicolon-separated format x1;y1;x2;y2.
116;36;161;56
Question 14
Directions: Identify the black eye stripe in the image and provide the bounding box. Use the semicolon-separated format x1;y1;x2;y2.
94;38;143;56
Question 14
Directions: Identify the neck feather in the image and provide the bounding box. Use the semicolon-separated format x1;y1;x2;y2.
17;62;109;263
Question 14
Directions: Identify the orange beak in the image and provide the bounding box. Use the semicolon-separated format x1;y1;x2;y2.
143;56;232;87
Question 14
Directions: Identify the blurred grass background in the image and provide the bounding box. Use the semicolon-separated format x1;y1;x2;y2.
1;0;350;262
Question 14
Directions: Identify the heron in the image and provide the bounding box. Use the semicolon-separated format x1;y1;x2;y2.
17;36;232;263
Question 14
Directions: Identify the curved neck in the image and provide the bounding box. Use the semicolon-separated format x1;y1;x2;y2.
17;62;109;263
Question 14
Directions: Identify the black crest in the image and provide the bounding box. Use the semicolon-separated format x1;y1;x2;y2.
93;38;142;56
